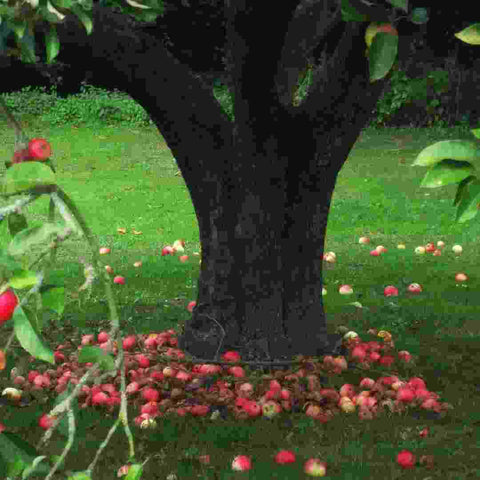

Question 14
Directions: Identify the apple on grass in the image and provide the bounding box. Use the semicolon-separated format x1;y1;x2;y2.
407;283;422;294
232;455;252;472
304;458;327;477
415;246;426;255
455;273;468;282
452;244;463;255
339;284;353;295
358;236;370;244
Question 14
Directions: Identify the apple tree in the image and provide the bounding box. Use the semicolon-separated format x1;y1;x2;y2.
0;0;429;364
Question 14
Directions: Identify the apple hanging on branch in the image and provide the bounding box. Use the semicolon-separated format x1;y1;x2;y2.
28;138;52;161
8;138;52;168
364;22;398;53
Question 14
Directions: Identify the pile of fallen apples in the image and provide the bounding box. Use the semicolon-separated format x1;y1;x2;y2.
0;138;452;475
0;323;452;475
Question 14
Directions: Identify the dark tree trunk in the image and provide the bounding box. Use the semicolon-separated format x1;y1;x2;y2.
0;2;388;364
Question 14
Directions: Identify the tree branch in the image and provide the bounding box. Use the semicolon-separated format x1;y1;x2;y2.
275;0;343;107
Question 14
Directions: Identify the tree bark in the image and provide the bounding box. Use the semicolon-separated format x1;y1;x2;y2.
0;2;388;364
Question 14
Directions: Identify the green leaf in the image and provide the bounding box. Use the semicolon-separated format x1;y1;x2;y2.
341;0;368;21
45;24;60;64
454;23;480;45
386;0;408;12
8;223;65;258
0;161;57;196
7;212;28;238
453;175;477;206
78;346;115;371
471;128;480;140
10;19;27;40
7;269;39;290
51;0;72;9
0;433;40;477
410;7;429;25
69;5;92;35
369;32;398;83
13;306;55;365
40;286;65;316
412;140;480;167
455;178;480;223
420;159;475;189
17;27;37;64
7;454;27;477
22;456;48;479
67;472;92;480
125;464;143;480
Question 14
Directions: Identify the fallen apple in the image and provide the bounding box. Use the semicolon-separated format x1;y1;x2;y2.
415;246;426;255
452;244;463;255
339;285;353;295
407;283;422;294
358;236;370;244
455;272;468;282
304;458;327;477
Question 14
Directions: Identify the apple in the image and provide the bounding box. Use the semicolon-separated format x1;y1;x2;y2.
384;285;398;297
455;272;468;282
343;331;358;341
407;283;422;294
133;261;142;267
274;450;296;465
396;450;416;469
437;240;445;249
323;253;336;263
358;236;370;244
425;242;435;253
98;331;109;343
232;455;252;472
262;400;281;418
397;387;415;403
28;138;52;160
397;350;412;363
161;246;175;256
322;287;327;296
304;458;327;477
113;276;125;285
359;378;375;389
375;245;387;253
0;289;18;325
365;22;398;49
173;239;185;252
12;148;32;164
179;255;189;263
433;249;442;256
452;244;463;254
370;249;381;256
105;265;114;274
339;284;353;295
187;301;196;312
99;247;110;254
415;246;426;255
397;243;406;249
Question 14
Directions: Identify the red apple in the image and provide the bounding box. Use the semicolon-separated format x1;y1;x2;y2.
0;289;18;325
28;138;52;160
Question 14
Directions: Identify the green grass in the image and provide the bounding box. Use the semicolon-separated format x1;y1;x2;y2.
0;85;480;479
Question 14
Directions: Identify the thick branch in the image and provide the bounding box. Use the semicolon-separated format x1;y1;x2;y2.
275;0;342;107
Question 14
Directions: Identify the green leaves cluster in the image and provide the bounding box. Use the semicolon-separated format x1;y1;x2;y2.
0;0;164;64
410;24;480;224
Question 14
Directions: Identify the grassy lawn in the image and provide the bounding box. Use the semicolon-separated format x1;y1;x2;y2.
0;86;479;478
